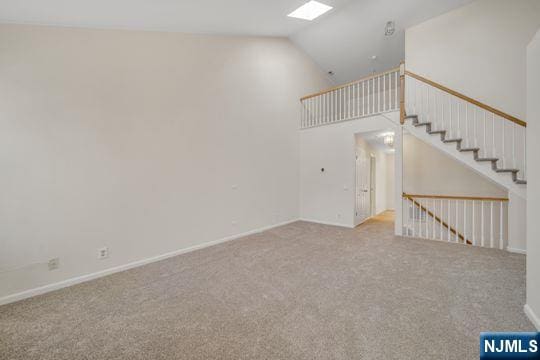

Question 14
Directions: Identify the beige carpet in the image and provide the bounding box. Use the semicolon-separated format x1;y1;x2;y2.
0;212;533;360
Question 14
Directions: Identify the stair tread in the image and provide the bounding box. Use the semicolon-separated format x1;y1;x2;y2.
476;158;499;161
496;168;519;172
460;148;480;152
429;130;446;134
443;138;462;143
515;180;527;185
404;115;418;119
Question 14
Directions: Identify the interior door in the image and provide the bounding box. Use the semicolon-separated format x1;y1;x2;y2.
355;148;371;225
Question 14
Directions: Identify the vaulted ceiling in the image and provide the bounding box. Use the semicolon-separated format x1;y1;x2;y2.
291;0;473;84
0;0;350;36
0;0;473;83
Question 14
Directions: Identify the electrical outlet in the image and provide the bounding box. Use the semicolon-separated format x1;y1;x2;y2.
231;220;238;226
97;247;109;260
48;258;59;271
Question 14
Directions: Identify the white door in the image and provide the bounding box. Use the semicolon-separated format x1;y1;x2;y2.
355;148;371;225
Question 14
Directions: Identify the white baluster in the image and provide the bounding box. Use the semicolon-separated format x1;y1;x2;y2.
465;103;469;148
512;124;516;170
425;201;429;238
362;81;366;116
457;101;461;139
492;113;496;158
447;199;451;241
432;199;435;239
482;111;489;158
330;91;336;122
501;118;505;168
472;200;475;246
448;96;452;139
490;201;494;248
372;78;375;115
411;199;422;237
347;86;350;119
500;201;504;250
473;107;478;148
440;199;443;240
481;200;485;247
463;200;467;244
455;199;459;242
378;75;381;113
383;74;387;112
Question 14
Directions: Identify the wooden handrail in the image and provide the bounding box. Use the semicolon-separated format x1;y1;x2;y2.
404;70;526;127
300;67;400;101
403;194;471;245
402;193;509;202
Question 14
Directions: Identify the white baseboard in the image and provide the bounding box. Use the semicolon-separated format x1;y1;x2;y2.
0;218;300;306
524;304;540;330
506;247;527;254
299;218;354;228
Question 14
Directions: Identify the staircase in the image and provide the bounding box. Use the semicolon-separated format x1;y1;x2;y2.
405;114;526;184
402;69;527;198
298;63;526;250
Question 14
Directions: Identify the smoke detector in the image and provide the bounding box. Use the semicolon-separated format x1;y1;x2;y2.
385;21;395;36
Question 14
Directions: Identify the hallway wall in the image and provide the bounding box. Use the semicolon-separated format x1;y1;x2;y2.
299;113;400;227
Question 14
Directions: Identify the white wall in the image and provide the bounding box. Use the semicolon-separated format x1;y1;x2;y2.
385;153;395;210
403;134;508;197
0;24;331;301
405;0;540;120
526;29;540;330
299;113;400;227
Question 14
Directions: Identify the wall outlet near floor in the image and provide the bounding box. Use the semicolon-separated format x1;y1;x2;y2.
97;247;109;260
48;258;60;271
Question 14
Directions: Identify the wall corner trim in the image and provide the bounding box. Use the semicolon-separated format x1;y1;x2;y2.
506;247;527;255
0;218;300;306
299;218;355;228
524;304;540;330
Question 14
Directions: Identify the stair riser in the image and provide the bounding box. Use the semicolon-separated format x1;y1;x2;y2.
406;115;526;185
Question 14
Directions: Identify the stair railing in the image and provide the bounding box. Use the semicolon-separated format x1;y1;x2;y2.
300;67;400;129
402;193;508;249
403;70;527;181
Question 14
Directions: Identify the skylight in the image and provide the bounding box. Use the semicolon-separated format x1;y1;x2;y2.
287;1;333;21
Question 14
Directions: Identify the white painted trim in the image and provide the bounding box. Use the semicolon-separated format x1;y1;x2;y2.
524;304;540;330
506;247;527;254
0;218;300;306
299;218;355;228
403;122;526;199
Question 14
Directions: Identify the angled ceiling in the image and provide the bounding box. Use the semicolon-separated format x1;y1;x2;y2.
0;0;473;84
0;0;351;37
290;0;473;84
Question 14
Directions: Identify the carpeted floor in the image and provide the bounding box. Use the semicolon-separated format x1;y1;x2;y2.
0;211;533;360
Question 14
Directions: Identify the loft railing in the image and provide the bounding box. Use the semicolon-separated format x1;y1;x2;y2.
300;67;401;128
403;70;527;180
402;193;508;249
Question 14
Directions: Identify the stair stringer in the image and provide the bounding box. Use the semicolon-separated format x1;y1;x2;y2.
403;121;526;199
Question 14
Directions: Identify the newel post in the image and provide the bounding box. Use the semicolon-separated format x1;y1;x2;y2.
399;61;405;124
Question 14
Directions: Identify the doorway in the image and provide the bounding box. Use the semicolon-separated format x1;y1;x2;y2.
355;147;371;225
354;130;396;227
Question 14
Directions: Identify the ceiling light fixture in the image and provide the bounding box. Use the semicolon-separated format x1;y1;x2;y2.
383;134;395;148
288;1;333;21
